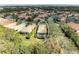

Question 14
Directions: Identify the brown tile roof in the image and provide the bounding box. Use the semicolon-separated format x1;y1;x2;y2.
20;23;36;33
0;18;15;25
67;22;79;30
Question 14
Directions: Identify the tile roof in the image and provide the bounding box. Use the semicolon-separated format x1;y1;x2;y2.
20;23;36;33
0;18;15;25
67;22;79;31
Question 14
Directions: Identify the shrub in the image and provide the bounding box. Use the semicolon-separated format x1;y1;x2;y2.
60;23;79;48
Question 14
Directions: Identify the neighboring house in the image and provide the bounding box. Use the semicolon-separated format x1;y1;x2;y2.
58;13;67;22
20;23;36;34
59;17;67;22
67;22;79;36
13;23;26;31
36;24;48;39
4;22;17;29
0;18;15;25
5;15;13;19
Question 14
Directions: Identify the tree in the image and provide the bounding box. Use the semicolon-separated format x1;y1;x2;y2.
28;41;48;54
60;22;79;48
